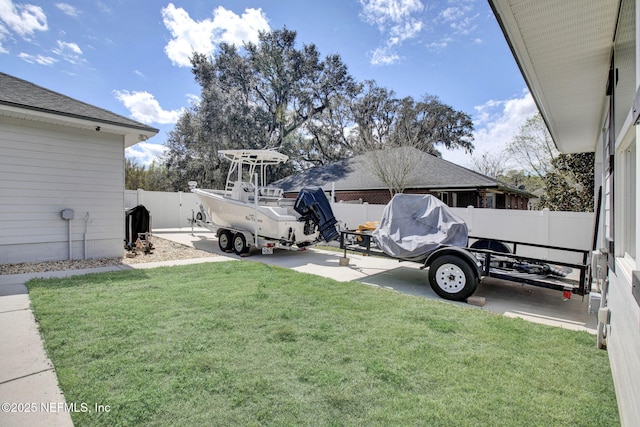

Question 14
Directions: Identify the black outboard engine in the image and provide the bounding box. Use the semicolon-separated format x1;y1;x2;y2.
294;188;339;242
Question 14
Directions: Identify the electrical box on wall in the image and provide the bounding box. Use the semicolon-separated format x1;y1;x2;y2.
61;209;74;220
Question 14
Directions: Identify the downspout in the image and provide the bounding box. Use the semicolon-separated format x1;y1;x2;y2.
61;209;74;260
68;219;72;260
83;212;91;259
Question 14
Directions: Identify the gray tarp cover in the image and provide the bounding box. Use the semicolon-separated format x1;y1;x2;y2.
372;194;468;261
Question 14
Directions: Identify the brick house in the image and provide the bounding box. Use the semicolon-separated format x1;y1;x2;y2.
274;147;531;209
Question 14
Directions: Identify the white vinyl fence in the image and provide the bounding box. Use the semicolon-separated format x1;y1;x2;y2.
126;189;201;229
331;202;595;263
127;190;595;263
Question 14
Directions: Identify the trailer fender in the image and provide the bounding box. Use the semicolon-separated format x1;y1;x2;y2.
422;247;482;281
469;238;511;253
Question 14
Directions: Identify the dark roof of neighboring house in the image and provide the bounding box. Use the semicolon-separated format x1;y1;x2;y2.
274;147;531;196
0;72;158;134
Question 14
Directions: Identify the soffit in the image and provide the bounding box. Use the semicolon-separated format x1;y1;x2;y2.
490;0;619;153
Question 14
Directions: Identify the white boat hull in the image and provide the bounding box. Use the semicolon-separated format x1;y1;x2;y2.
193;188;316;245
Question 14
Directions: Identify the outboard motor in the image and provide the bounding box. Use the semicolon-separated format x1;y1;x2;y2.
294;187;339;242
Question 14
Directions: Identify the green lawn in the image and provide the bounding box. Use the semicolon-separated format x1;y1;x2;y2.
27;261;619;426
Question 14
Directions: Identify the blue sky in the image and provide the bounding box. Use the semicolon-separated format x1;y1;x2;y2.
0;0;537;168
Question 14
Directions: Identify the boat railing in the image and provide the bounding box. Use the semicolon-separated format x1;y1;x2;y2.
228;181;255;201
247;187;286;205
259;187;283;198
228;181;285;203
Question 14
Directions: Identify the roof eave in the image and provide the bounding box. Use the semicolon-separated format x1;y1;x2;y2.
0;103;158;148
488;0;619;154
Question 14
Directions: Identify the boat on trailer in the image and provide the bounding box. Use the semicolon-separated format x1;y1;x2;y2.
189;149;339;255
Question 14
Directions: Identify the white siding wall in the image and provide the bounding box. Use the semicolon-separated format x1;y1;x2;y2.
0;117;125;263
607;266;640;426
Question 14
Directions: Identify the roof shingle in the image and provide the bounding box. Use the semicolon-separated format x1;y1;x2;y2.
274;147;527;194
0;72;158;133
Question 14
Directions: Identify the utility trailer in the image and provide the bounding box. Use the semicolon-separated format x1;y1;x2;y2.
340;230;592;302
337;193;593;302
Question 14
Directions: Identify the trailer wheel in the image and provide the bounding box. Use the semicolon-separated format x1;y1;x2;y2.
233;233;249;255
428;254;478;301
218;230;233;252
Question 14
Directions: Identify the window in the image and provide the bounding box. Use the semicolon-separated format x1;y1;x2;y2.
485;194;495;209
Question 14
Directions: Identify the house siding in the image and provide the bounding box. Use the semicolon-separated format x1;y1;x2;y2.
607;267;640;426
604;1;640;424
0;116;125;263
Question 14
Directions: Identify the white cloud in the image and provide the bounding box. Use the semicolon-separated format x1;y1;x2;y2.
55;40;80;53
359;0;424;28
125;142;168;167
0;0;47;37
441;90;537;168
18;51;56;65
52;40;83;64
427;2;479;51
449;14;478;36
427;36;453;50
371;46;399;65
359;0;482;62
114;90;183;125
55;3;79;17
0;24;8;53
359;0;424;65
161;3;270;68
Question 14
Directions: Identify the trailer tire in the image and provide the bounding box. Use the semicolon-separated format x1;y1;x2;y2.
233;233;249;255
428;254;478;301
218;230;233;252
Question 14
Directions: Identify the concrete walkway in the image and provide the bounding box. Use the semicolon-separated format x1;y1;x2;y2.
0;258;228;426
0;227;598;426
156;228;598;334
0;267;123;427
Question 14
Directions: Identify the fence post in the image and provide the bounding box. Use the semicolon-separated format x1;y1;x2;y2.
178;191;183;229
542;207;550;258
466;205;474;233
136;188;144;206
